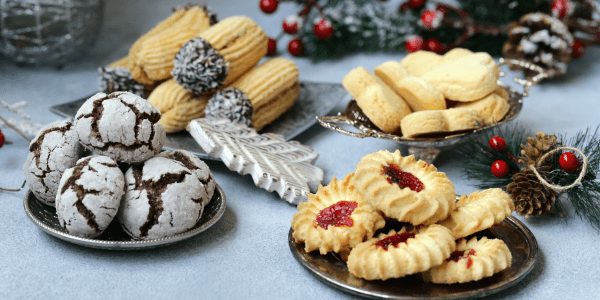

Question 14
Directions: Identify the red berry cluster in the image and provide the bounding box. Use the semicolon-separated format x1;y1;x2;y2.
259;0;335;57
402;1;445;54
488;136;510;178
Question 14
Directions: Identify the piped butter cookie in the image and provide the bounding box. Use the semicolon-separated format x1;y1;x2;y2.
291;174;385;255
347;224;456;280
439;188;515;239
400;108;483;138
423;237;512;284
353;150;455;225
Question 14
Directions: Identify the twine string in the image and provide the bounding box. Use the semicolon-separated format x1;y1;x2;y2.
529;146;589;193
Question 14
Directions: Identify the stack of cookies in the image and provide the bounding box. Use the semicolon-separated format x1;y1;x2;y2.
23;92;216;240
343;48;510;138
100;7;301;134
291;150;515;283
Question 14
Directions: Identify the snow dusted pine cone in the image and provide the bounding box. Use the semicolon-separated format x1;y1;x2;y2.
55;156;125;238
172;16;267;95
23;120;83;206
74;92;166;163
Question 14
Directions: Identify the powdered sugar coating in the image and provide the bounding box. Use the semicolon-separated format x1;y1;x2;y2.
118;156;207;240
157;150;215;206
23;120;83;206
55;156;125;238
74;92;166;163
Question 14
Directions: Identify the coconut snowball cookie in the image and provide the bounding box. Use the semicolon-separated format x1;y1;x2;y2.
353;150;455;225
292;174;385;255
23;121;83;206
55;156;125;238
347;224;456;280
157;150;216;206
118;155;208;240
74;91;166;163
423;237;512;284
439;188;515;239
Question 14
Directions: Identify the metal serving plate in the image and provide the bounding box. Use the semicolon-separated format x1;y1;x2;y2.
24;185;226;250
50;81;346;160
289;216;538;299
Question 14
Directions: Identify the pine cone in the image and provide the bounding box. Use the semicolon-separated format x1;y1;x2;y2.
507;169;557;216
503;13;574;77
519;132;558;167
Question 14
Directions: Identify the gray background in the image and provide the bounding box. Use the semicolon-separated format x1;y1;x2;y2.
1;0;599;299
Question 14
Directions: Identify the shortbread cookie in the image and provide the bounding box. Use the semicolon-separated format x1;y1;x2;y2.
455;88;510;125
421;52;500;102
441;48;473;61
374;61;409;84
204;58;300;130
439;188;515;239
347;225;455;280
292;174;385;255
173;16;267;95
157;150;215;206
390;76;446;111
118;155;208;240
148;79;210;133
129;5;217;84
342;67;412;134
55;156;125;238
23;121;83;206
400;108;483;138
423;237;512;284
74;92;166;163
353;151;455;225
400;50;443;76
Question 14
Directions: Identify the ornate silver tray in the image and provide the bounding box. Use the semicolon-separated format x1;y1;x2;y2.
24;185;226;250
50;81;346;160
317;59;549;162
289;216;538;299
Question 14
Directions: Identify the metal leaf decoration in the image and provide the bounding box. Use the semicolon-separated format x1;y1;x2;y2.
187;118;323;205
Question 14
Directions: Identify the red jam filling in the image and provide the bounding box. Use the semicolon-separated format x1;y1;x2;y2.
375;232;416;250
382;163;425;192
315;200;358;229
448;249;477;268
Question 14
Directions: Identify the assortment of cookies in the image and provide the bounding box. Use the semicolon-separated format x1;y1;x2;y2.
24;91;216;240
99;6;300;134
343;48;510;138
291;150;515;283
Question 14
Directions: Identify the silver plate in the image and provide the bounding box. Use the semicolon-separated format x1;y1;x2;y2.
50;81;346;160
289;216;538;299
24;185;226;250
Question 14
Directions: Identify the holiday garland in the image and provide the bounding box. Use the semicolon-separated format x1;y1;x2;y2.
457;123;600;230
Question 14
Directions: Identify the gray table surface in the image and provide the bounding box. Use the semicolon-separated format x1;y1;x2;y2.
1;1;599;299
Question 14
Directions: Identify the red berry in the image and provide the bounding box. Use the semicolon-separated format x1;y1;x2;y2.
491;160;510;178
267;38;277;56
0;130;4;148
405;36;424;52
571;40;585;58
420;9;442;30
313;18;334;40
436;4;449;15
559;152;579;173
425;38;444;53
259;0;278;14
283;15;300;34
488;135;507;151
551;0;570;18
288;38;303;56
407;0;426;9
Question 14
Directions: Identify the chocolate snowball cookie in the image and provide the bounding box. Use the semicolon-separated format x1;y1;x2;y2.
55;156;125;238
23;121;83;206
74;91;166;163
158;150;215;206
118;155;208;240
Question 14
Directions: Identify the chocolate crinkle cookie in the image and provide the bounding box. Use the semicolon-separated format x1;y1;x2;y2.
204;87;253;126
118;155;209;240
158;150;215;206
23;120;83;206
172;37;228;95
55;156;125;238
98;67;147;97
74;91;166;163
